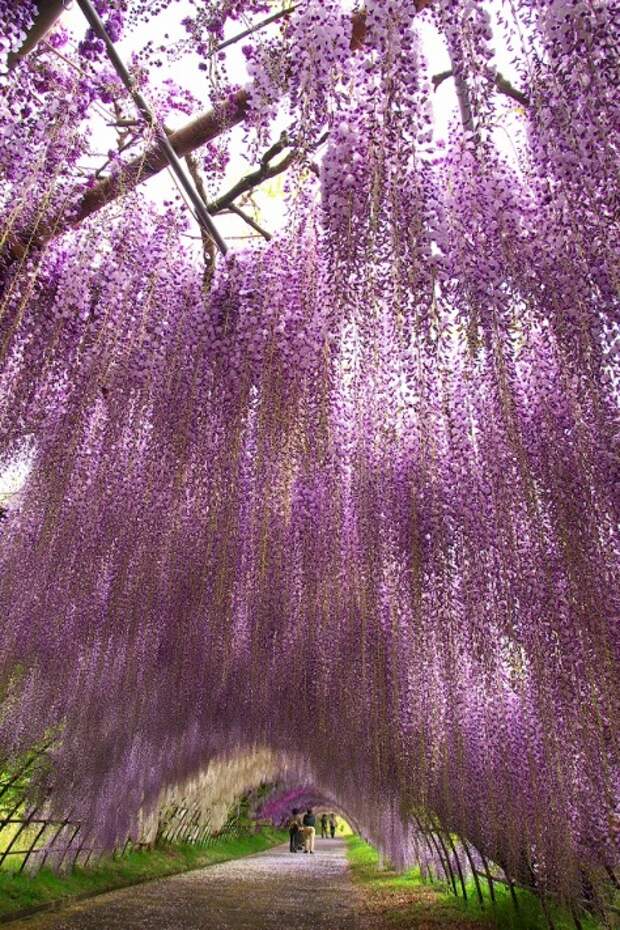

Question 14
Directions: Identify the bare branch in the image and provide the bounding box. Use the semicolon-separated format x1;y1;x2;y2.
432;70;454;90
184;152;217;290
208;149;297;215
451;65;475;134
106;118;142;128
227;204;272;241
261;132;291;166
207;130;328;216
495;72;529;107
215;4;301;54
94;133;141;179
431;69;529;108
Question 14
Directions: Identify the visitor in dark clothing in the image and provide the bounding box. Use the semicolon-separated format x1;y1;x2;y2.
320;812;328;838
329;812;337;838
288;807;302;853
302;808;316;853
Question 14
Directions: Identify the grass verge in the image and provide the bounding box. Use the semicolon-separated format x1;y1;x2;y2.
346;836;605;930
347;834;475;929
0;827;287;921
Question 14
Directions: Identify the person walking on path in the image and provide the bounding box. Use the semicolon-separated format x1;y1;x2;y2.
320;813;328;839
302;808;316;853
288;807;303;853
329;813;337;839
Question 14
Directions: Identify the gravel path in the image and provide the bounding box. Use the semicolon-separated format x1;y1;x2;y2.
10;839;364;930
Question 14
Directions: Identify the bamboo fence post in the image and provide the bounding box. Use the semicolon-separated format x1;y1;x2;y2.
37;814;72;871
501;863;521;913
71;835;88;869
432;823;459;897
0;806;40;869
444;828;468;901
0;794;31;833
461;836;485;907
477;848;497;905
411;811;440;882
171;807;190;844
56;822;81;872
17;817;49;874
169;807;186;844
417;812;458;895
570;904;584;930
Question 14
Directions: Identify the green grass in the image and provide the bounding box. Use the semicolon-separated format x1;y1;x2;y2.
0;827;287;920
346;836;609;930
347;834;453;929
347;834;428;889
446;872;604;930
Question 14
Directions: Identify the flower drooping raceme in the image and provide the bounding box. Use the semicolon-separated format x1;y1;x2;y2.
431;0;497;137
514;0;620;326
243;37;289;147
0;0;35;70
285;0;352;144
364;0;421;54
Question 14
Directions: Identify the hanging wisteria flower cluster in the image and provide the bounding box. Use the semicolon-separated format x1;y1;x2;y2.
0;0;618;912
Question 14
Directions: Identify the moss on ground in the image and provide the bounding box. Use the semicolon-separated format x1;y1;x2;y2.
0;828;287;920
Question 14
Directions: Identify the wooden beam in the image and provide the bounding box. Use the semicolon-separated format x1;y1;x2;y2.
7;0;66;69
6;3;434;258
79;89;251;224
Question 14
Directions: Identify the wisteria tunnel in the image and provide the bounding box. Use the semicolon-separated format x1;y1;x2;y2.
0;0;618;926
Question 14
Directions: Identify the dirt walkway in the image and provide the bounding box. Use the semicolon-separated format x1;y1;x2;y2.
8;839;364;930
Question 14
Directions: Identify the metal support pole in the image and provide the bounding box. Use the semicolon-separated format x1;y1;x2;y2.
74;0;227;255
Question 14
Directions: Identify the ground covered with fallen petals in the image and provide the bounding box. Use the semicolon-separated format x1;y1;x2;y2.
7;839;365;930
348;837;488;930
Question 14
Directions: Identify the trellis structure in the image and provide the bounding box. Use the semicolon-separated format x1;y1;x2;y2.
4;0;532;262
0;774;263;874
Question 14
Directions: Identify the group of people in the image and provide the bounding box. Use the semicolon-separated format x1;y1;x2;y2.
287;808;338;854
